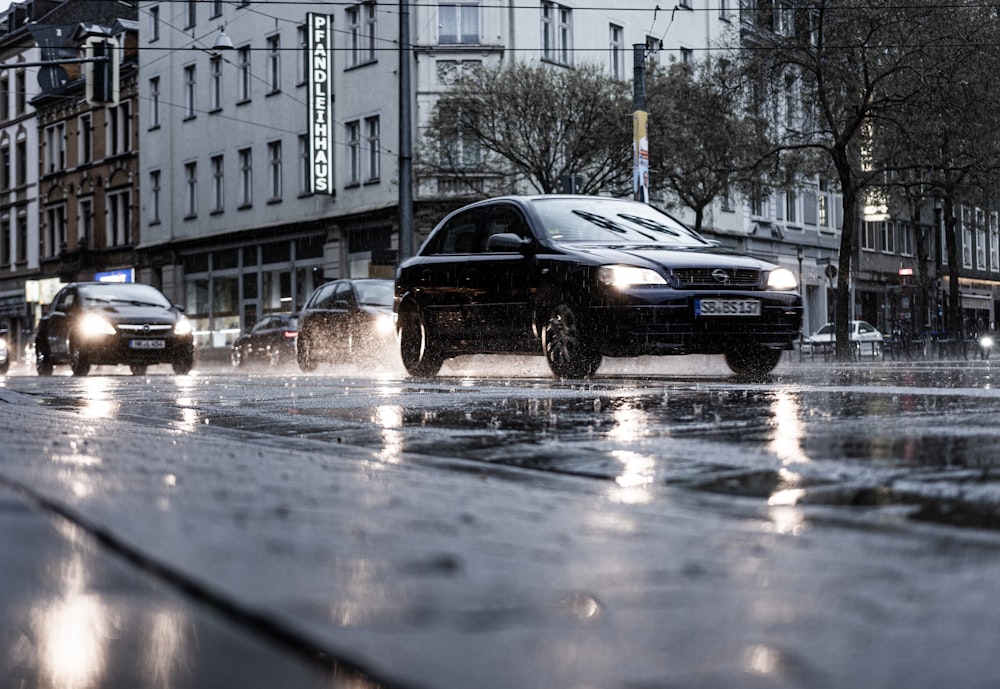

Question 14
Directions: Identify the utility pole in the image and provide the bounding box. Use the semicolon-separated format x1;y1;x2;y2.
632;44;649;203
398;0;414;261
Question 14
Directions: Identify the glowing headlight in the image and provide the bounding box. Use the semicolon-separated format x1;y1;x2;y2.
980;335;994;349
767;267;798;290
375;313;395;336
597;265;667;288
79;313;116;337
174;316;193;336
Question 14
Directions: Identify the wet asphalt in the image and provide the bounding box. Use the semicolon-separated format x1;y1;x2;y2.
3;353;1000;689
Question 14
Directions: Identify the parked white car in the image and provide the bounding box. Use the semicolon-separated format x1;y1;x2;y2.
803;320;883;356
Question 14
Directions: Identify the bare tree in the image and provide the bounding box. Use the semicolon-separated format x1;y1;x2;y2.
417;62;632;197
644;59;775;234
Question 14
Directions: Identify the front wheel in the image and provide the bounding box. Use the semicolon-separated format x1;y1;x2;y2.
542;302;601;378
230;346;244;367
36;345;53;376
398;308;443;377
172;355;193;375
724;346;783;378
297;336;318;372
69;340;91;377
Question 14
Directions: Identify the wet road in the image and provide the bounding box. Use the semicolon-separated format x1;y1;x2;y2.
3;354;1000;688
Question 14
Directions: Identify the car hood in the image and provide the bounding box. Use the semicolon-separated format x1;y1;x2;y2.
89;303;181;324
567;244;778;271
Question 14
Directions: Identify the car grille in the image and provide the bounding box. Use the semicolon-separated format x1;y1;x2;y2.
117;324;173;333
673;268;761;287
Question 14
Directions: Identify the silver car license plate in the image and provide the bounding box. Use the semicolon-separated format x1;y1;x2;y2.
130;339;166;349
696;299;761;316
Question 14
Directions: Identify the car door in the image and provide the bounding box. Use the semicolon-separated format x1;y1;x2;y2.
43;287;78;360
415;208;482;342
459;203;536;345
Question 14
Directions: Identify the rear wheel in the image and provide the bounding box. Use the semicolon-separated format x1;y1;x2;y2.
35;346;53;376
398;307;443;377
542;302;601;378
297;336;318;372
231;346;244;367
724;346;782;378
69;340;90;377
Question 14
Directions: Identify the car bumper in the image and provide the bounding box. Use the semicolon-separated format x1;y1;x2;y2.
585;293;802;356
78;334;194;366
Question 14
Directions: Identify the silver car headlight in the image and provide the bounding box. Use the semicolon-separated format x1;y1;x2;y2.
597;265;667;288
174;316;193;336
766;267;798;290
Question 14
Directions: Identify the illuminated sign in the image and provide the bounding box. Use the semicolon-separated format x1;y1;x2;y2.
95;268;134;283
307;13;334;195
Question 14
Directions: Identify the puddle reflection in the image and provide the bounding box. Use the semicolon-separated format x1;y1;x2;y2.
80;377;118;420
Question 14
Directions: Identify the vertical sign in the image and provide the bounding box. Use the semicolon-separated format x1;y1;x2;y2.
307;13;334;195
632;110;649;203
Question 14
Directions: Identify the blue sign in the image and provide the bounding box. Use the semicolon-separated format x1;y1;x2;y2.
95;268;134;283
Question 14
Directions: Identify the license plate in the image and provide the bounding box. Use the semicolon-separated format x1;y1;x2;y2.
695;299;761;316
130;339;165;349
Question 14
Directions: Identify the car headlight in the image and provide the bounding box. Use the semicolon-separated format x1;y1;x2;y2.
375;313;395;336
174;316;193;336
767;267;798;290
597;265;667;288
980;335;994;349
79;313;116;337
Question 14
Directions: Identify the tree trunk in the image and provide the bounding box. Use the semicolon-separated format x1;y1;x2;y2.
834;178;857;362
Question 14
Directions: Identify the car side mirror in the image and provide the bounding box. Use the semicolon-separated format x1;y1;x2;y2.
487;233;532;253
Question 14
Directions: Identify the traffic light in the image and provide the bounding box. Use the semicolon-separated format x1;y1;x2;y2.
85;37;119;106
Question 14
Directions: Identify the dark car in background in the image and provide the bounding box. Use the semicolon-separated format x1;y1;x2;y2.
0;329;8;374
230;313;298;367
296;278;395;371
394;195;802;378
34;282;195;376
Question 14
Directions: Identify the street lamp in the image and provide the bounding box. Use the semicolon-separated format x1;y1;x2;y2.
932;187;943;333
797;244;804;360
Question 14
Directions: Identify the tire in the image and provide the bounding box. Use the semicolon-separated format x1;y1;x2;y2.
69;340;91;377
172;355;193;375
268;347;282;367
130;364;148;376
541;302;601;378
231;346;244;367
398;307;443;377
36;346;53;376
0;360;8;375
297;336;318;372
724;346;782;377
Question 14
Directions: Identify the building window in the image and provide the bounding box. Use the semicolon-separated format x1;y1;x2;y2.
45;124;65;173
149;169;161;224
210;56;222;111
646;36;662;64
15;71;24;115
439;3;478;44
184;162;197;218
149;76;160;127
211;155;224;212
298;134;309;194
267;35;281;93
78;199;93;249
238;46;252;101
297;25;308;85
977;210;987;270
16;212;26;263
0;76;8;121
14;139;25;186
346;121;360;184
107;103;131;156
211;0;222;18
991;213;999;272
184;65;196;118
720;0;730;19
0;217;8;267
609;24;623;79
881;220;895;254
239;147;253;206
78;114;92;164
365;116;380;182
0;146;8;190
45;204;66;256
268;140;282;200
107;190;131;246
899;222;914;257
862;221;878;252
785;186;796;223
185;0;196;29
542;1;572;65
150;5;160;41
348;4;377;65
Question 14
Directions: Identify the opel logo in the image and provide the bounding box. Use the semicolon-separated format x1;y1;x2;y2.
711;269;730;284
142;324;150;333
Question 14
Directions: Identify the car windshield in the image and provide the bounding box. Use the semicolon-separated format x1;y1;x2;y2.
79;283;173;308
815;324;834;336
530;198;710;247
355;281;394;307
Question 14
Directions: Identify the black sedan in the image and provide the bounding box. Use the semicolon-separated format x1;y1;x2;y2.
230;313;298;367
296;278;395;371
394;195;802;378
35;282;195;376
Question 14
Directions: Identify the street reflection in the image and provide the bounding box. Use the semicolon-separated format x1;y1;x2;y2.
768;391;809;464
374;403;404;463
80;376;118;420
144;609;189;689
